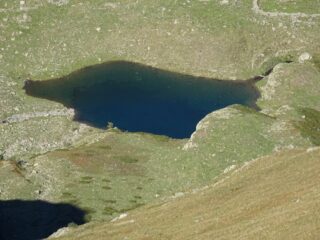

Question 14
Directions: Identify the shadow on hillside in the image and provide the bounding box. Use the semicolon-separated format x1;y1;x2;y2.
0;200;86;240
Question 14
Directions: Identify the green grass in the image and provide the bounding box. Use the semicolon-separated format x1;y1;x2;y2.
116;156;139;164
295;108;320;146
104;200;117;204
56;148;320;240
313;54;320;71
1;0;320;161
0;0;319;229
1;105;312;221
103;207;118;216
260;0;320;14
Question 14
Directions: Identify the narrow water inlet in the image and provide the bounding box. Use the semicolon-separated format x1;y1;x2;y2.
24;61;261;138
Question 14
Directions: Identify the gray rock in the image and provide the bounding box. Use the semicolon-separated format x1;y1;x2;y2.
299;52;312;63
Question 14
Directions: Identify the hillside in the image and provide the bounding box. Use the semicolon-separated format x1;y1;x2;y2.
54;147;320;240
0;0;319;239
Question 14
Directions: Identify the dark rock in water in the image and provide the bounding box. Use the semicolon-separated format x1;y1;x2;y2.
24;61;261;138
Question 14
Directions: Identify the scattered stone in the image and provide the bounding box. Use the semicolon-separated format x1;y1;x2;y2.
111;213;128;222
220;0;229;5
307;147;319;153
182;141;197;150
223;164;236;174
104;3;118;9
298;52;312;63
23;13;28;21
2;109;75;124
47;0;69;6
16;159;27;168
173;192;184;198
49;227;70;238
35;189;42;195
19;1;26;10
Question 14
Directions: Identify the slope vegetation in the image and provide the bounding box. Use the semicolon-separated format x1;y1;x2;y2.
55;147;320;240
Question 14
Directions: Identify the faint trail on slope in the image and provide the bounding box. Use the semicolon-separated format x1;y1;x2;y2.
252;0;320;18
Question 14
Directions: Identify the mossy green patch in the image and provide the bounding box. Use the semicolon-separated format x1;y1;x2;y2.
103;207;118;216
295;108;320;146
312;54;320;71
116;156;139;164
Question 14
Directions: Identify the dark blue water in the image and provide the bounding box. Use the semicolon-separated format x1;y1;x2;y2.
24;61;260;138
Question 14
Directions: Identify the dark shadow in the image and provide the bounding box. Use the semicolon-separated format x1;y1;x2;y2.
24;61;262;139
0;200;86;240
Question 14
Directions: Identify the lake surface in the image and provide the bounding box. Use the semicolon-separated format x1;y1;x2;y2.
24;61;260;138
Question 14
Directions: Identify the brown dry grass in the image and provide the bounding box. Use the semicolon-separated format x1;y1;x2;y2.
56;147;320;240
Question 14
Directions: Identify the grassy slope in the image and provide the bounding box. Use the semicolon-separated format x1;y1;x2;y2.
0;105;312;222
0;0;319;162
55;147;320;240
0;0;319;235
1;0;320;117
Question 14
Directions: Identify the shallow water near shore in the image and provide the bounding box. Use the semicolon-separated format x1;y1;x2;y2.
24;61;260;138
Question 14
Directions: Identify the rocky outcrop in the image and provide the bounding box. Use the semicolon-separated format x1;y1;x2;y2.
1;109;74;124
